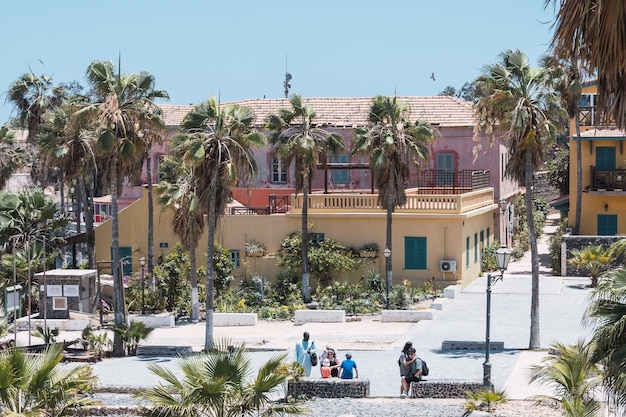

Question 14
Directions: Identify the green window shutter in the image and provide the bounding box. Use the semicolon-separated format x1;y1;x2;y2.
404;237;427;270
597;214;618;235
596;147;616;170
466;236;470;266
474;233;478;263
331;153;350;184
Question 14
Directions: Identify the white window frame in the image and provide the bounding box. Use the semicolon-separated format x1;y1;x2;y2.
271;157;287;183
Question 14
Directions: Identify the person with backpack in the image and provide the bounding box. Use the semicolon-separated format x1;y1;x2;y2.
294;331;316;377
399;347;422;398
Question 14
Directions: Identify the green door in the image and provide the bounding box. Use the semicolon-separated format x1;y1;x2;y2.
597;214;618;236
436;153;454;185
596;147;616;170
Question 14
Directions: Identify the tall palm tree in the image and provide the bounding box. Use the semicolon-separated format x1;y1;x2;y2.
267;94;345;303
547;0;626;130
156;155;204;322
0;343;96;416
474;50;565;349
530;340;602;417
352;96;435;308
0;125;25;189
138;339;305;417
584;266;626;411
176;98;264;350
81;60;168;356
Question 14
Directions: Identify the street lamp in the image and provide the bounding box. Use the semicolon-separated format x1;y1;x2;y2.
483;245;512;389
383;248;391;309
139;257;146;315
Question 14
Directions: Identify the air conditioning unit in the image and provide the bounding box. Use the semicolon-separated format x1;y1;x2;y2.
440;260;457;273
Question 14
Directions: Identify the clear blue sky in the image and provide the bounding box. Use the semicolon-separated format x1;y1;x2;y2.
0;0;557;124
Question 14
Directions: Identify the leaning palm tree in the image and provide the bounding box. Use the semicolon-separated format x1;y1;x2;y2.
547;0;626;130
267;94;345;303
81;59;168;356
138;339;306;417
156;155;205;322
584;267;626;412
474;49;565;349
530;340;602;417
0;343;96;416
352;96;435;308
175;98;264;350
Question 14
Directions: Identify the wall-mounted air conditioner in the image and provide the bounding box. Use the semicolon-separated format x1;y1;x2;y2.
440;260;457;273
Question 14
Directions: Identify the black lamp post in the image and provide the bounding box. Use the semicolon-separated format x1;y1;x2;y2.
383;248;391;309
483;245;512;389
139;256;146;315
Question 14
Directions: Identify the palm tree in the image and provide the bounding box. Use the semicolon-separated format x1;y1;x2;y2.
530;340;602;417
474;49;565;349
175;98;264;350
0;125;25;189
547;0;626;129
267;94;345;303
81;59;168;356
0;343;96;416
352;96;435;308
156;155;205;322
584;267;626;411
138;339;306;417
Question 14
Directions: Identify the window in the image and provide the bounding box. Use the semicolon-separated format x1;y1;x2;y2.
271;157;287;183
405;237;427;269
309;233;325;246
229;250;241;268
52;297;67;310
597;214;618;236
466;237;470;266
596;147;616;170
331;153;350;184
435;153;455;185
486;227;490;247
474;233;478;263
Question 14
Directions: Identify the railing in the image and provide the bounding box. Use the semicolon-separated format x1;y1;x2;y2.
579;106;613;127
590;167;626;191
229;206;270;215
416;170;490;194
269;194;291;213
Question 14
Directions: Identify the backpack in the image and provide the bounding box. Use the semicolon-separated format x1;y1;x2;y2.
418;357;429;377
310;351;318;366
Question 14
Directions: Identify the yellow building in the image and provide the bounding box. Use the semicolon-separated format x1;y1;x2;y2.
568;81;626;235
94;184;497;291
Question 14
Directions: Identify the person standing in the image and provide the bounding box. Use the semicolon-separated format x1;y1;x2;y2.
399;347;422;398
294;331;316;377
398;341;413;394
339;352;358;379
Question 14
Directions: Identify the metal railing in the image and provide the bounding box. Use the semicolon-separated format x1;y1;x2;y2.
416;170;490;194
590;167;626;191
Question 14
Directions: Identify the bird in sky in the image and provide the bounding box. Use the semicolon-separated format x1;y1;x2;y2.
430;72;436;82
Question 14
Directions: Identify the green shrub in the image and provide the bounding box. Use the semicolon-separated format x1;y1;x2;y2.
482;240;504;272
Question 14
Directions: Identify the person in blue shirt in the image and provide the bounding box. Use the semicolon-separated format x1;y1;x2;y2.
339;352;358;379
294;331;316;377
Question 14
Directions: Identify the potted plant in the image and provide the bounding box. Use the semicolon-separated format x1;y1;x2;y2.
246;239;266;257
359;242;379;258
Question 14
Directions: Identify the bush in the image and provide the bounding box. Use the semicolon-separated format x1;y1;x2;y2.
482;240;504;272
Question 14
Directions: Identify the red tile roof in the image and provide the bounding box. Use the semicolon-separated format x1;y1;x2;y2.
159;96;475;129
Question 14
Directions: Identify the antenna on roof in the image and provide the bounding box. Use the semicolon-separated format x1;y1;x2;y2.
284;53;292;98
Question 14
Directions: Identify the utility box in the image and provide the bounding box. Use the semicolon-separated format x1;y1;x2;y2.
34;269;98;320
4;284;23;318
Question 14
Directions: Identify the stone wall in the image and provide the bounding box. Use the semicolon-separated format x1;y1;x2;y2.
288;379;370;398
411;379;483;398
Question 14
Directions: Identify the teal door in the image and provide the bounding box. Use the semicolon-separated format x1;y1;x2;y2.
436;153;454;185
596;147;616;170
597;214;618;236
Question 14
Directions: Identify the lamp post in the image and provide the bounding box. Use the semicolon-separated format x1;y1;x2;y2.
383;248;391;309
483;245;512;389
139;257;146;315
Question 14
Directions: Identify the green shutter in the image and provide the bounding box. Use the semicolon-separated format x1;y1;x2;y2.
597;214;618;235
404;237;427;269
596;147;616;170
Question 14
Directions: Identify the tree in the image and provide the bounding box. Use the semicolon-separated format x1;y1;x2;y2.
175;98;264;350
353;95;435;308
0;125;25;189
584;267;626;412
569;244;611;287
267;94;345;303
544;145;570;195
138;339;306;417
474;49;565;349
547;0;626;129
0;343;96;416
81;60;168;356
156;155;205;322
529;340;602;417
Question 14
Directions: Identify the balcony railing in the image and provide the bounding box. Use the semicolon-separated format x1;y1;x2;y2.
590;167;626;191
417;170;490;194
579;106;614;127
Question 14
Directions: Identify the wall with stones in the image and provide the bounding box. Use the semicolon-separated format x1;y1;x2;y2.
288;379;370;398
411;380;483;398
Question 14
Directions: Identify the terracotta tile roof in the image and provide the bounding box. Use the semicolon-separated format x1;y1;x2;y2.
159;96;475;129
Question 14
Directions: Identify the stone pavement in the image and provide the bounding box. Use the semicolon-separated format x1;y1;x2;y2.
55;212;593;398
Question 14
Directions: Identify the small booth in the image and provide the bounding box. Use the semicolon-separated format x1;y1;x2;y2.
4;284;23;318
34;269;98;319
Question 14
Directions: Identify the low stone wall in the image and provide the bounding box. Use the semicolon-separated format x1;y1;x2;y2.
380;309;433;322
411;379;483;398
129;313;175;328
288;378;370;398
213;313;257;327
294;310;345;325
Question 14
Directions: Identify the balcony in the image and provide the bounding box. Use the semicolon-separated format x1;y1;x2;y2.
579;106;613;127
590;167;626;192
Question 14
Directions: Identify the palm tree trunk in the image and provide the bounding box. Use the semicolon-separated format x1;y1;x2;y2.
385;167;394;309
527;150;541;350
190;226;199;322
204;166;218;351
574;109;582;234
79;174;95;268
111;151;125;357
59;173;66;262
146;147;155;287
301;172;312;303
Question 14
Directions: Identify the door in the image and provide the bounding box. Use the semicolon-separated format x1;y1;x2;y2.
436;153;454;185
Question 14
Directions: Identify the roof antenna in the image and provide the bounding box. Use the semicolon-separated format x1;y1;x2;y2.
284;54;292;98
